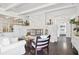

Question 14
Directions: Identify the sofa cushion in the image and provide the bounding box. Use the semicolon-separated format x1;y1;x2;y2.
1;37;10;46
10;37;18;44
0;37;4;44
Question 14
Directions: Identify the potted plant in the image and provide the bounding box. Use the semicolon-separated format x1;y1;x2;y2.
69;18;75;24
69;18;75;37
74;21;79;36
70;17;79;36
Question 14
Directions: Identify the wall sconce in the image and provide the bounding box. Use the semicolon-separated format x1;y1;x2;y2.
24;16;30;26
47;19;53;25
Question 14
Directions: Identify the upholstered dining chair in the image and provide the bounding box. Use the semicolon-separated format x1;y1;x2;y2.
31;35;51;55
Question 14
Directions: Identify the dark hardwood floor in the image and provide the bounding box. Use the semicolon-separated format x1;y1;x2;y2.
49;37;78;55
25;36;78;55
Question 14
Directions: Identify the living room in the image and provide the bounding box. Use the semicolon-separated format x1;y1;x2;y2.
0;3;79;55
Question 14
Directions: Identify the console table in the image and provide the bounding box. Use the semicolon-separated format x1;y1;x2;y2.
27;29;43;36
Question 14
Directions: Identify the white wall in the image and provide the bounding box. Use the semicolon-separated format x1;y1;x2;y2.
46;7;77;37
23;6;78;42
28;13;45;28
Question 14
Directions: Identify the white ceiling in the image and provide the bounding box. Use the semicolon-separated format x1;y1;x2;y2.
0;3;13;8
7;3;47;13
0;3;49;15
0;3;78;17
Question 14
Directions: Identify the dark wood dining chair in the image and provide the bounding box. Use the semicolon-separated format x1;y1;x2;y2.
31;35;51;55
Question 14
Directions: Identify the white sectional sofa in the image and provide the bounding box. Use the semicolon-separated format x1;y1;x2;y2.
0;25;28;55
0;40;26;55
71;36;79;54
0;32;26;55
